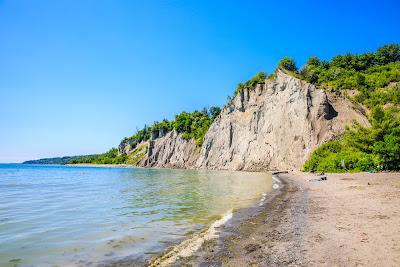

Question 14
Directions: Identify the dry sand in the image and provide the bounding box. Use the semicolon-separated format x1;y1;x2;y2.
169;172;400;266
294;172;400;267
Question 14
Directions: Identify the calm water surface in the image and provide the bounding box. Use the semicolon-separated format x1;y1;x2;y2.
0;164;272;266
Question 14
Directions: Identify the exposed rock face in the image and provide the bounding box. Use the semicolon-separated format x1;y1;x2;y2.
118;141;134;155
121;70;369;171
136;131;198;168
195;70;369;171
151;128;168;140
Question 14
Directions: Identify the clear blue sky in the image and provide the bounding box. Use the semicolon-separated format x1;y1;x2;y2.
0;0;399;163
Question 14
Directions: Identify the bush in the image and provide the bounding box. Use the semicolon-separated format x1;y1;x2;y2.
304;106;400;172
278;57;298;72
233;71;266;97
375;44;400;64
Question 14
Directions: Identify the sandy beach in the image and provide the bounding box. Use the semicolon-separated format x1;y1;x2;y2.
294;172;400;267
154;171;400;266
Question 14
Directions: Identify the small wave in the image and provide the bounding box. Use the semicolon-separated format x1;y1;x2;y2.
272;175;281;183
149;210;233;267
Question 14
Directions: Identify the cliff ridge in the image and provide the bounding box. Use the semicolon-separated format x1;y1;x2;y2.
120;70;369;171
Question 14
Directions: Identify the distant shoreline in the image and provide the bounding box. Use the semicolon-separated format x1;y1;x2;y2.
65;163;137;168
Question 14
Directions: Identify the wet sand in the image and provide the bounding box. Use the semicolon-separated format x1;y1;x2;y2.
162;172;400;266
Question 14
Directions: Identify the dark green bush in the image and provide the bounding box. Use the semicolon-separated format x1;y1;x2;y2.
233;71;266;97
278;57;298;72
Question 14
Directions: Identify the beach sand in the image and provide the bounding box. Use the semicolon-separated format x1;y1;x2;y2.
166;172;400;266
295;172;400;267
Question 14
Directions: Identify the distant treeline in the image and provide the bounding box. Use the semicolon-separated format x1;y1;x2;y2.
23;155;97;165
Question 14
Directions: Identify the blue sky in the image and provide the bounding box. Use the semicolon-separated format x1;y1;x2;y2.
0;0;399;163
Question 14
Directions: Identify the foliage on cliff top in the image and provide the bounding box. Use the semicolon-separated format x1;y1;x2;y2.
72;106;221;165
298;44;400;105
278;57;298;72
301;44;400;172
124;106;221;146
174;107;221;146
232;71;266;98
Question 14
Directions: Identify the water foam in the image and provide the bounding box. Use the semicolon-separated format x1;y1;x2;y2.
149;210;233;266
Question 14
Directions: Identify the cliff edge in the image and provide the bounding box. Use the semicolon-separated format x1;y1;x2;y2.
121;70;369;171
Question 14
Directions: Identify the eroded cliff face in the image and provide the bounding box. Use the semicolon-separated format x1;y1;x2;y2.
138;131;198;168
120;131;198;168
196;70;369;171
121;70;369;171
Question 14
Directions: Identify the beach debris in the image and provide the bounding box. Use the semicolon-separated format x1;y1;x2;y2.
309;173;327;182
360;233;369;243
244;243;261;254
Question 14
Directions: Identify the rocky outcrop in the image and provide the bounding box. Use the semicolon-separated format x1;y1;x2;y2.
121;131;198;168
118;141;134;155
195;70;369;171
142;131;197;168
121;70;369;171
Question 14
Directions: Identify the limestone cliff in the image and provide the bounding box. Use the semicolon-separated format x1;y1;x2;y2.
120;70;369;171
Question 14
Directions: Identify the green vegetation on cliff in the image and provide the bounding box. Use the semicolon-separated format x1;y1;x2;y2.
44;44;400;171
69;148;127;165
297;44;400;172
304;106;400;172
233;71;266;98
121;106;221;147
71;106;221;164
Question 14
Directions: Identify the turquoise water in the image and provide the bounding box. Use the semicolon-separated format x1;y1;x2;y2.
0;164;272;266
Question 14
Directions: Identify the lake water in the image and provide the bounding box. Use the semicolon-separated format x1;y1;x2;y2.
0;164;273;266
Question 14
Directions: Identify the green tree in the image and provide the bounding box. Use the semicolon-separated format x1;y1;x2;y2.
375;44;400;64
307;56;321;67
278;57;297;72
209;106;221;121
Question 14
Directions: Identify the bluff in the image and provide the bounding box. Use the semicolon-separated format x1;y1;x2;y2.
119;70;369;171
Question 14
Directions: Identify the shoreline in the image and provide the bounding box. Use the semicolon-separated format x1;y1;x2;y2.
161;172;305;266
99;171;284;267
65;163;137;168
170;171;400;266
148;173;285;267
16;164;400;266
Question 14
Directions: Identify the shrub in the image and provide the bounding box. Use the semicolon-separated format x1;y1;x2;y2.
278;57;297;72
233;71;266;97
